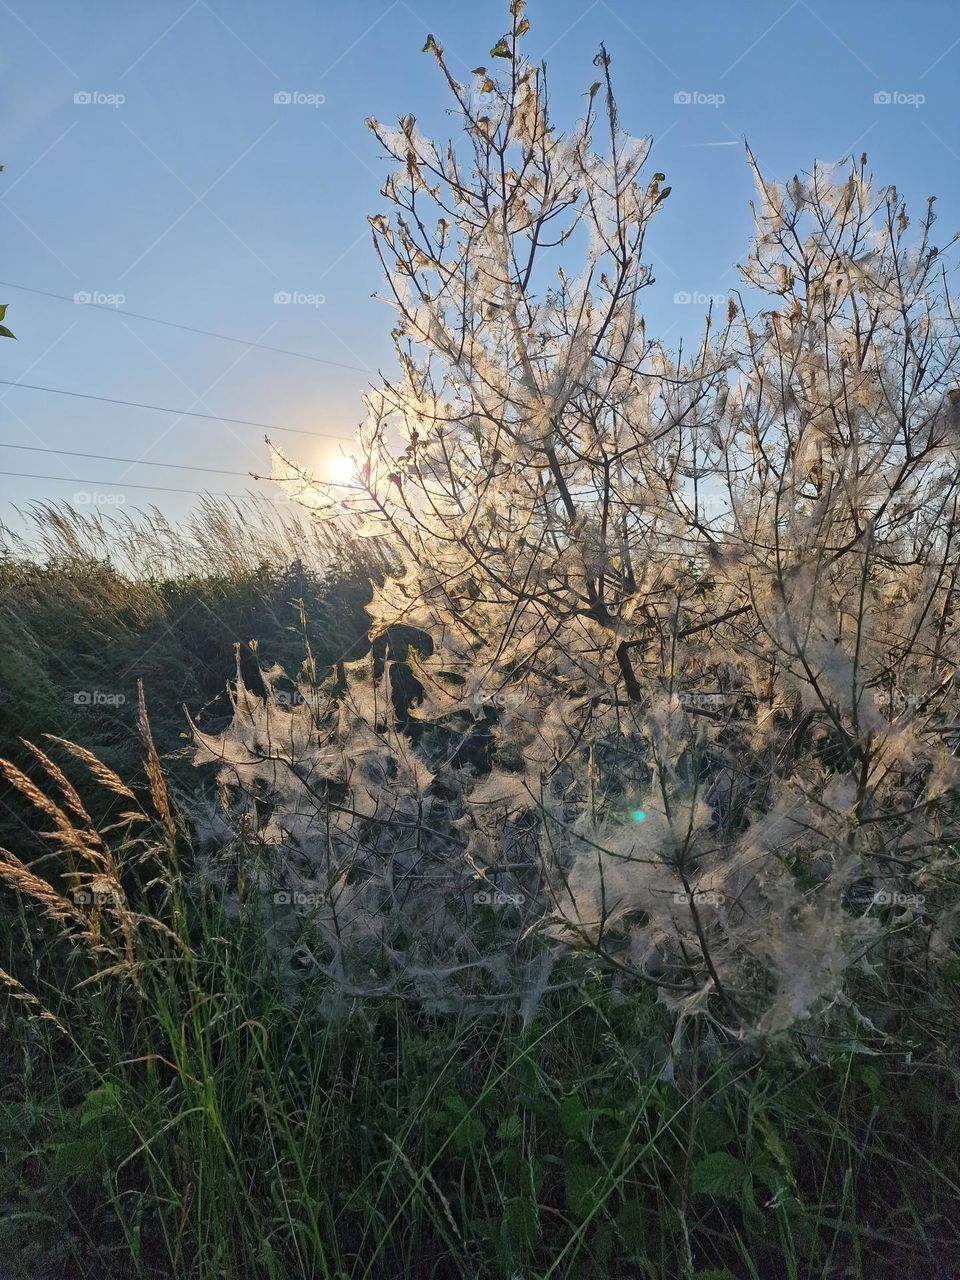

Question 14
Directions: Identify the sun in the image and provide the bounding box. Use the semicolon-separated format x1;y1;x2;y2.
326;454;357;485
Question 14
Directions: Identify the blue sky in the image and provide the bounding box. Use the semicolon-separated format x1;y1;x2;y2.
3;0;959;532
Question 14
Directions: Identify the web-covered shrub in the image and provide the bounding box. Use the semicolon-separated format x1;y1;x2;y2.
192;658;562;1017
199;1;960;1041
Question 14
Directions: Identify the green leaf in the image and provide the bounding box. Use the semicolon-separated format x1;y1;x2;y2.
0;303;7;321
564;1162;606;1218
489;37;511;59
858;1063;881;1100
697;1104;735;1151
740;1173;766;1231
559;1092;589;1137
443;1093;484;1151
0;324;16;340
79;1083;123;1130
453;1112;485;1152
694;1270;738;1280
690;1151;748;1200
497;1112;523;1141
53;1135;100;1182
501;1194;539;1249
752;1106;796;1195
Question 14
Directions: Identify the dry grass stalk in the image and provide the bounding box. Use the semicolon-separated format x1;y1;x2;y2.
0;966;68;1034
136;680;178;853
0;848;86;927
42;734;140;803
21;738;94;825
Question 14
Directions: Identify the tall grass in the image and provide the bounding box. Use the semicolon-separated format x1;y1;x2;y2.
1;707;959;1279
0;494;383;580
0;498;391;852
1;501;959;1278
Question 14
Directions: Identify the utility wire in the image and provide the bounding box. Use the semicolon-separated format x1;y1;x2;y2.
0;280;370;373
0;469;295;502
0;441;264;478
0;379;358;441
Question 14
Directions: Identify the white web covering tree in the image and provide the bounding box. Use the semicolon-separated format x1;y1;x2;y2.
197;1;960;1041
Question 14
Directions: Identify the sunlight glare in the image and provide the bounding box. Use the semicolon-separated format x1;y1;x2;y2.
327;454;357;485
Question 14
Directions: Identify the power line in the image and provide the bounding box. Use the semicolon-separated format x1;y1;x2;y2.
0;280;371;374
0;469;296;502
0;379;358;441
0;441;264;478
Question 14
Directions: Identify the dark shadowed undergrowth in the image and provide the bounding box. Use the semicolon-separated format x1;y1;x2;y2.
0;637;958;1279
3;855;960;1280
